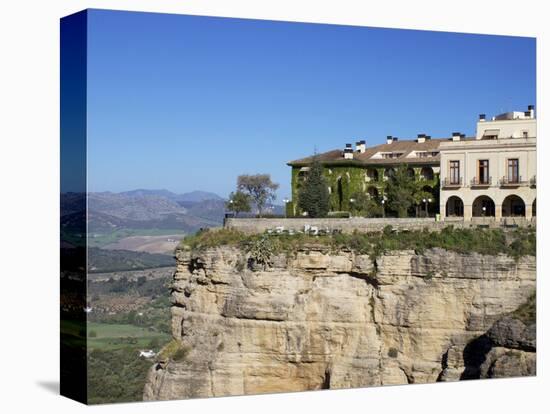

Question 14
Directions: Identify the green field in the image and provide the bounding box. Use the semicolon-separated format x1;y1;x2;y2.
88;228;185;248
87;322;170;351
86;322;172;403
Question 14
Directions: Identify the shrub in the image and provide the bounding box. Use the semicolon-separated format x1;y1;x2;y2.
388;348;398;358
511;293;536;324
180;228;247;250
328;211;351;218
246;235;275;270
147;337;161;349
157;340;191;362
179;226;535;260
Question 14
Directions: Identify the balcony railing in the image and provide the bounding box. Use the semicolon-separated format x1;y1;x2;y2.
441;177;462;188
499;176;528;187
471;177;492;187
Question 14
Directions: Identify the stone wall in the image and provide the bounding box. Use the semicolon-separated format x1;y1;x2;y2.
224;216;534;234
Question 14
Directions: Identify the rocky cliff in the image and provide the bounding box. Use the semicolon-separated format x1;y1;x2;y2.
143;245;536;400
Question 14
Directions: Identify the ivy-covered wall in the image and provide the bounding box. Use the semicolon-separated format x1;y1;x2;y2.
290;164;440;216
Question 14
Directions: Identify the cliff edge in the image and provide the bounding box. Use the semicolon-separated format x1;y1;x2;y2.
144;241;535;400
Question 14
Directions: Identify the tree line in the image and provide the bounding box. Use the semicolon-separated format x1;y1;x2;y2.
224;159;438;219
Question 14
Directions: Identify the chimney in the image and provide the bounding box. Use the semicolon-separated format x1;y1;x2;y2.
479;113;486;122
528;105;535;118
452;132;461;142
344;143;354;159
386;135;393;145
417;133;426;143
356;140;366;153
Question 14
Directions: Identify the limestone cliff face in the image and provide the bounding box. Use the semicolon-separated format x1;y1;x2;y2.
143;246;535;400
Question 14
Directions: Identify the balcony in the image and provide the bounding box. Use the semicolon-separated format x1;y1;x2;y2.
499;176;528;187
441;177;462;188
470;177;492;187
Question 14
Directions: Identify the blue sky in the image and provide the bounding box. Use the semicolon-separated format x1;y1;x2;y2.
86;9;535;200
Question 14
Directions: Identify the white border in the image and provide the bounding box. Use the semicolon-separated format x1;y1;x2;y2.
0;1;546;413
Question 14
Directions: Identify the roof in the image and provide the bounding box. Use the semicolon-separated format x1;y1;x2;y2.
288;137;474;167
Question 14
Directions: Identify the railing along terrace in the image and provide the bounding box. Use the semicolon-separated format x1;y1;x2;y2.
499;176;527;186
441;177;462;188
470;176;492;186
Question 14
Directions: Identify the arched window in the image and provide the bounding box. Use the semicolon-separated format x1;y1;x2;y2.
472;195;496;217
445;196;464;217
367;186;379;199
502;195;526;217
366;168;379;182
420;166;434;181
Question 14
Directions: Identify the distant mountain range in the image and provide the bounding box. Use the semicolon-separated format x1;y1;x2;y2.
61;189;284;247
119;189;223;203
61;190;225;244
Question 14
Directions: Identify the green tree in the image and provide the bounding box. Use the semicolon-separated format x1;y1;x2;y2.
385;165;416;218
148;337;161;349
297;157;330;218
237;174;279;217
226;191;252;217
349;191;383;218
412;187;434;217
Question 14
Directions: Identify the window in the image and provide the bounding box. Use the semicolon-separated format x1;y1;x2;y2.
381;152;403;159
449;160;460;184
522;131;529;138
478;160;489;184
416;151;438;158
508;159;519;183
482;129;499;140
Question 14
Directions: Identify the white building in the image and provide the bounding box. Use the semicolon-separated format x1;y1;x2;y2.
439;106;536;221
139;350;156;358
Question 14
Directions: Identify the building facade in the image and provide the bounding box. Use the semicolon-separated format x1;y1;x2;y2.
439;107;536;220
287;135;443;216
288;106;536;222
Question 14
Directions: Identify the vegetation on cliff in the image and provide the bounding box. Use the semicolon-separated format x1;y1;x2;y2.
157;339;192;362
511;293;536;324
88;347;153;404
180;226;535;259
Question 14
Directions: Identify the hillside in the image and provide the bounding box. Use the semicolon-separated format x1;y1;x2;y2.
61;190;286;249
88;248;174;273
60;191;227;247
